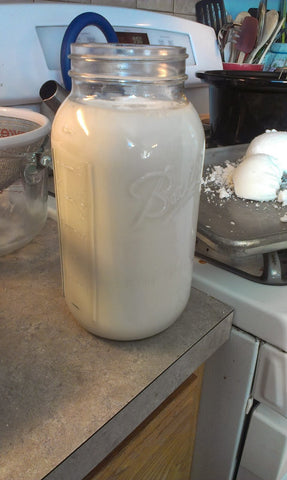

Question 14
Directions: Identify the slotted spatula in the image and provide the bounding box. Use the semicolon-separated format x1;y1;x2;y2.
236;16;258;63
195;0;227;36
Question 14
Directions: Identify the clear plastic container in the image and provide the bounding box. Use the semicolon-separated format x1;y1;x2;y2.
0;108;50;256
52;44;205;340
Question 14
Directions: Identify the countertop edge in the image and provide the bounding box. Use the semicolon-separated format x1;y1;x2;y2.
44;311;233;480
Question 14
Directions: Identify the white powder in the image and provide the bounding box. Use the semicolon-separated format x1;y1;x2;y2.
202;160;236;201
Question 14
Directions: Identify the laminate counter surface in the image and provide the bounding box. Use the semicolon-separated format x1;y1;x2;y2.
0;216;233;480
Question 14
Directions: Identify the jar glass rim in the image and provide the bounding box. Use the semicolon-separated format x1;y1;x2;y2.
69;43;188;61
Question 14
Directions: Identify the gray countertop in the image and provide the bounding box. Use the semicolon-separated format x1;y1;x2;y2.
0;216;233;480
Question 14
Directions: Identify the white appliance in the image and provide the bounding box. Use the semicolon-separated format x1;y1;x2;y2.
190;148;287;480
0;3;222;115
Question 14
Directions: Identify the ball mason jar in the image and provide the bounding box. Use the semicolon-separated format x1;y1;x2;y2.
52;44;205;340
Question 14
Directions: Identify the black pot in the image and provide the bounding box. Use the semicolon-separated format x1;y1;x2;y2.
197;70;287;146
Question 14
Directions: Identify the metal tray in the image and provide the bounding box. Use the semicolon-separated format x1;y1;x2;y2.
197;144;287;257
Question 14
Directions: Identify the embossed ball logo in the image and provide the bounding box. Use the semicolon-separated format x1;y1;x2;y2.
129;163;202;226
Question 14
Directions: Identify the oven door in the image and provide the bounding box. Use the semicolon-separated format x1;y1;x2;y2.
237;403;287;480
190;327;259;480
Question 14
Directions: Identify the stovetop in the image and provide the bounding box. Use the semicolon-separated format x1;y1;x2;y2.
192;255;287;352
195;238;287;285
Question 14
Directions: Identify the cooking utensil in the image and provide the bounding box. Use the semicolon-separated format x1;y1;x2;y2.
218;23;238;62
247;9;279;64
234;11;251;24
0;107;51;256
257;0;267;44
236;16;258;63
225;12;250;62
223;40;232;62
40;80;68;114
280;0;286;42
195;0;227;35
218;22;235;60
198;158;287;258
0;107;50;191
257;16;285;64
60;12;118;91
196;70;287;146
225;26;242;62
196;234;287;285
197;143;287;284
248;8;260;17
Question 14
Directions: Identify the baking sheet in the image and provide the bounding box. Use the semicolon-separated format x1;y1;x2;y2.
197;145;287;256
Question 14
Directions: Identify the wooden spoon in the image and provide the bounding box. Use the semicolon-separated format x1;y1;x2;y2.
247;9;279;63
234;11;250;25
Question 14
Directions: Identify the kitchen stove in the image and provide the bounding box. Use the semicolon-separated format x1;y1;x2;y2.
195;236;287;285
191;146;287;480
0;2;221;115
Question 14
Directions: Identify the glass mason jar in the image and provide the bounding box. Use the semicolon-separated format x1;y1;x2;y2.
52;44;205;340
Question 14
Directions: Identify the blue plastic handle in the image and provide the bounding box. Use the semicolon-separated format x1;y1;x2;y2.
60;12;119;91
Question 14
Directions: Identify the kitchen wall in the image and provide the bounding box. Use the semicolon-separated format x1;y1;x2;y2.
225;0;281;19
0;1;284;23
0;0;197;21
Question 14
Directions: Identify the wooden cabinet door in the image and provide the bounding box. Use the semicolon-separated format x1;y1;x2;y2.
85;365;204;480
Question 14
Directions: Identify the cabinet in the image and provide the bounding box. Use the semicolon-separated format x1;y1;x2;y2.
85;365;204;480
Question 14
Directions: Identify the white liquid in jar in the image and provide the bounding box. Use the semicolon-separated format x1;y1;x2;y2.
52;97;204;340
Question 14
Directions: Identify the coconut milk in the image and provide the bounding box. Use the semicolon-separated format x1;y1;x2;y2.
52;97;204;339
